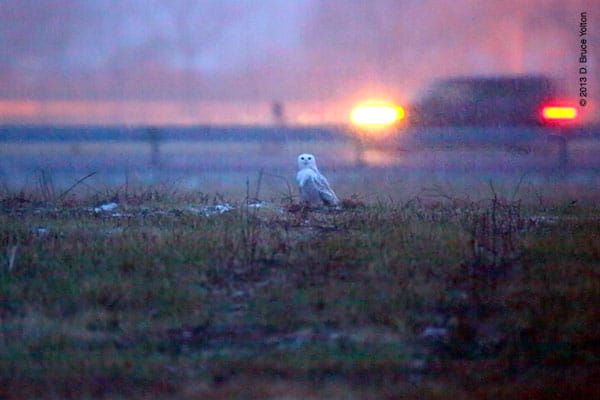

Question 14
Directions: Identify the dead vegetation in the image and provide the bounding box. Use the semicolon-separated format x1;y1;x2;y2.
1;185;600;399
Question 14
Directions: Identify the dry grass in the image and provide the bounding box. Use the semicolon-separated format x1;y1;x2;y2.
1;184;599;399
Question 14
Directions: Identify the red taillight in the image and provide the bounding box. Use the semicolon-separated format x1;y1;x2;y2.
541;104;578;124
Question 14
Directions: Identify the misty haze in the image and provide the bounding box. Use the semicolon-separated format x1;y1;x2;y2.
1;1;599;399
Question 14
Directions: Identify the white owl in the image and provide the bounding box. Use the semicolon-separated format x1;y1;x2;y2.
296;153;340;206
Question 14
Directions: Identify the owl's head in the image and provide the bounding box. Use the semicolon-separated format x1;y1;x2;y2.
297;153;318;170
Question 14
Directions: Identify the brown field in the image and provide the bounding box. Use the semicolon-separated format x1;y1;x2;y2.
1;135;600;399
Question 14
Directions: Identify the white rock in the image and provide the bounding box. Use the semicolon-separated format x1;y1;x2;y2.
421;326;449;340
94;202;119;213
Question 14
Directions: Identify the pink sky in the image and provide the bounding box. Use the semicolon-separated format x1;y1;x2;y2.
0;0;596;125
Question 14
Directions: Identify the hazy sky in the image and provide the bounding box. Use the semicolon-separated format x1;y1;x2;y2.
0;0;596;125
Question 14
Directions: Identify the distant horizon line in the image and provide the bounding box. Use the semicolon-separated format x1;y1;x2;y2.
0;121;347;129
0;98;357;127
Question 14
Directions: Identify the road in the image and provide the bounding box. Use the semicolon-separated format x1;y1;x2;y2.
1;125;599;202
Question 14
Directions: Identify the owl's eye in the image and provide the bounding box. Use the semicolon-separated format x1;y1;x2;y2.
300;157;305;160
307;156;312;160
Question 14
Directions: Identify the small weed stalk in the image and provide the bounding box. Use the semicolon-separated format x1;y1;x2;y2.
56;171;97;203
461;194;523;308
238;175;263;267
465;193;523;273
447;192;526;357
239;205;260;267
6;244;18;272
35;168;56;203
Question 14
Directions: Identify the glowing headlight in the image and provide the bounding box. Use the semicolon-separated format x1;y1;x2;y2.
350;103;405;127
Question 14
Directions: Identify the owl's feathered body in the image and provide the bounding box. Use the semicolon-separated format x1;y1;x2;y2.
296;153;340;206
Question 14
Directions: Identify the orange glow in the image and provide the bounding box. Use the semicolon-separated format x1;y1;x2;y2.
350;102;405;127
541;105;578;121
0;99;353;125
0;100;40;118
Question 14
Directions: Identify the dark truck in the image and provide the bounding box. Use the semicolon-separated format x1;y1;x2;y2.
349;75;584;165
407;75;577;128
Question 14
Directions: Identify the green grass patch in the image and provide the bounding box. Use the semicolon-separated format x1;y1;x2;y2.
1;191;599;398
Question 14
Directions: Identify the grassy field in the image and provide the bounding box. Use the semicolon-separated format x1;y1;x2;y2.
1;180;600;399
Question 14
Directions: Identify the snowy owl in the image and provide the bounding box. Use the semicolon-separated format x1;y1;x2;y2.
296;153;340;206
